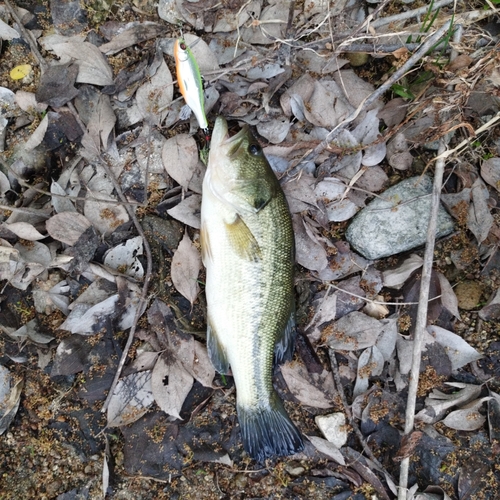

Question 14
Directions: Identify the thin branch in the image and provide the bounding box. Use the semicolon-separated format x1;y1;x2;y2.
370;0;455;29
294;20;454;168
99;153;154;413
397;139;447;500
330;350;395;485
4;0;47;72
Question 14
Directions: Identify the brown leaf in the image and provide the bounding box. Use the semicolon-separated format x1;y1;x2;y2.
166;195;201;229
151;353;193;420
162;134;200;190
107;371;154;427
46;212;92;245
171;232;201;306
393;431;423;462
2;222;45;241
280;362;335;409
480;157;500;192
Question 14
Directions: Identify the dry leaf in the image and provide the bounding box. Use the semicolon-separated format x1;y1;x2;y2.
292;214;328;272
50;40;113;86
307;435;345;465
162;134;200;190
427;325;482;370
2;222;45;241
46;212;92;245
166;195;201;229
415;382;482;424
382;254;423;288
436;272;460;320
84;194;129;236
107;371;154;427
442;397;491;431
480;157;500;191
353;346;384;398
136;60;173;124
171;232;201;306
280;362;334;409
467;178;493;243
151;353;193;420
103;236;144;279
327;312;384;351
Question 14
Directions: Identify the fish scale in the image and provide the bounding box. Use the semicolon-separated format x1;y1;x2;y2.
201;117;303;461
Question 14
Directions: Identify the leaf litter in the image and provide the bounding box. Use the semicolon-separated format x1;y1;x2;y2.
1;0;500;498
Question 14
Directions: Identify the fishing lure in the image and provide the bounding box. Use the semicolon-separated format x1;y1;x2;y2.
174;38;209;134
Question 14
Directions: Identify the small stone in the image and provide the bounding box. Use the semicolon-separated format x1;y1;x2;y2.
315;413;348;448
284;465;305;476
346;175;454;260
455;280;483;310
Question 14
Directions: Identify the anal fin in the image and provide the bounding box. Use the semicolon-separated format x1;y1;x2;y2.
274;311;297;365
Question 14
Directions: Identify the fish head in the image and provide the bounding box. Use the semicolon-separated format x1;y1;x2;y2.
207;117;278;213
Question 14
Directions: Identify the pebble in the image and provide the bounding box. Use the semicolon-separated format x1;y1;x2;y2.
346;175;455;260
315;413;348;449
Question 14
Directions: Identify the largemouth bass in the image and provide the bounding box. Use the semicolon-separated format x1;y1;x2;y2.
200;117;304;461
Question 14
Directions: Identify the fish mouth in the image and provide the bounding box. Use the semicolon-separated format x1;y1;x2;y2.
211;117;248;157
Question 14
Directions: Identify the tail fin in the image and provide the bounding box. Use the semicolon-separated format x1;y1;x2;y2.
237;392;304;462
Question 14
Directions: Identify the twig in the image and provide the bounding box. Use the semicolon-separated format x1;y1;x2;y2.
295;20;454;168
336;42;422;54
326;283;445;307
371;0;455;29
99;152;154;413
329;350;395;484
3;0;47;72
397;139;447;500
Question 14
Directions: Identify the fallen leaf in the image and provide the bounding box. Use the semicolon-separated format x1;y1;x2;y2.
307;435;345;465
166;195;201;229
427;325;482;370
162;134;200;191
280;362;335;409
353;346;384;398
292;214;328;272
382;254;423;288
107;371;154;427
467;178;493;243
0;367;23;435
46;212;92;245
327;312;384;351
436;272;460;320
171;232;201;306
103;236;144;279
480;157;500;192
151;353;193;420
136;60;173;124
1;222;45;241
415;382;482;424
442;397;491;431
49;40;113;86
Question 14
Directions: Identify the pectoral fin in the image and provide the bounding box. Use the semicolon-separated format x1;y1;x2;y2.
200;223;211;264
207;318;230;374
225;215;261;262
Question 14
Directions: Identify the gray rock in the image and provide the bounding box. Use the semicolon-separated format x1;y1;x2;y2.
346;175;454;260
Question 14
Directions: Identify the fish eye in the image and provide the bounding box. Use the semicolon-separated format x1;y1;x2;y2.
248;143;262;156
180;42;187;50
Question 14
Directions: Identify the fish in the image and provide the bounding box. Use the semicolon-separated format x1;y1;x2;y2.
200;116;304;462
174;38;209;132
